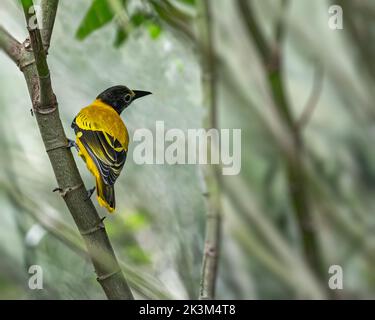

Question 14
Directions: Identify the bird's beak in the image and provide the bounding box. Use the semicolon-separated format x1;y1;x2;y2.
133;90;152;100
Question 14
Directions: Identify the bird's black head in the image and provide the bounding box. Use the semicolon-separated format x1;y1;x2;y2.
97;85;152;114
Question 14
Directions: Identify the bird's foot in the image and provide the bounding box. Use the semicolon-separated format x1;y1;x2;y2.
80;216;106;236
85;186;96;201
67;139;79;150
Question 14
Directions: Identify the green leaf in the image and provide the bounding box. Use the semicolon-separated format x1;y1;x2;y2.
126;245;151;265
124;212;150;231
177;0;196;6
131;12;147;27
113;27;128;47
147;22;162;39
20;0;34;11
113;11;163;47
76;0;115;40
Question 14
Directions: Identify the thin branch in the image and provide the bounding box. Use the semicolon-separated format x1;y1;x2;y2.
40;0;59;50
0;25;22;64
197;0;222;300
237;0;270;66
150;0;197;44
22;0;53;108
236;0;325;281
275;0;290;43
224;177;325;298
1;177;171;300
237;0;293;125
0;0;136;299
336;0;375;83
297;63;324;129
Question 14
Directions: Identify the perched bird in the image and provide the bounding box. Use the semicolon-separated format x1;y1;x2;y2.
71;85;151;213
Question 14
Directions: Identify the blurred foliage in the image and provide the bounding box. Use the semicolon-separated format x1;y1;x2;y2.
0;0;375;299
76;0;118;40
76;0;197;47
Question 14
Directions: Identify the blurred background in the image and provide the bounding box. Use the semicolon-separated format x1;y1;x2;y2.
0;0;374;299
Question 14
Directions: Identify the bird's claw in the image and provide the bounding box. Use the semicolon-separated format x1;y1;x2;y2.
85;186;96;201
67;139;78;150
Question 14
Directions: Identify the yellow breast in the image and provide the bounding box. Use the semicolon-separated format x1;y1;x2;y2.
75;99;129;150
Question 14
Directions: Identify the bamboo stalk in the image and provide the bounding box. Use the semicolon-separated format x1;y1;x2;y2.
0;25;22;64
0;0;134;299
236;0;325;280
40;0;59;51
197;0;222;300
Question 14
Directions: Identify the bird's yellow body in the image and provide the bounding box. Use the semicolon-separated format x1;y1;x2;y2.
74;99;129;212
75;100;129;148
71;85;151;213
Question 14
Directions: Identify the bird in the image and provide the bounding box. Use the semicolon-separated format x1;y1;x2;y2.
71;85;152;213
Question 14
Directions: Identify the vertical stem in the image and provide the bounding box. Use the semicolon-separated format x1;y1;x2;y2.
22;0;53;107
197;0;222;300
237;0;324;280
40;0;59;50
13;0;134;299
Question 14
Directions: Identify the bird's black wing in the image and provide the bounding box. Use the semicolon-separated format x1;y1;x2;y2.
73;121;126;185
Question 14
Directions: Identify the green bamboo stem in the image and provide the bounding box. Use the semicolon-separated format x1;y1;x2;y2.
236;0;325;280
149;0;196;43
40;0;59;51
0;25;22;64
197;0;222;300
0;0;134;299
0;175;171;300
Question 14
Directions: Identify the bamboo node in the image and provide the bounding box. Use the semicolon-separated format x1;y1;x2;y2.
97;269;122;282
18;57;35;71
80;220;105;236
53;183;83;198
46;140;69;152
204;243;217;257
33;101;57;115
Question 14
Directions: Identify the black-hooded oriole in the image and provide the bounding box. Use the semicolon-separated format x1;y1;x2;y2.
71;85;151;213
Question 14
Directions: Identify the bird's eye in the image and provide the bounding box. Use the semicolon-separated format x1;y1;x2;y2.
124;94;132;103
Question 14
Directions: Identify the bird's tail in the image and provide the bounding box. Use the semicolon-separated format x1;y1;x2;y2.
96;179;115;213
